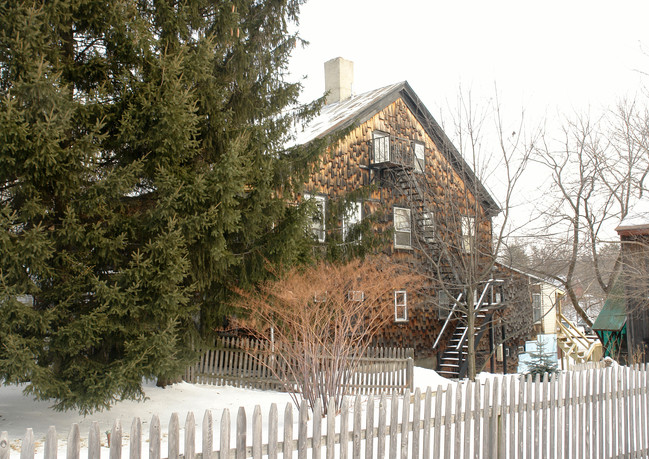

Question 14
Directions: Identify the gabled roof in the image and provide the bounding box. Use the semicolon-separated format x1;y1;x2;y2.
291;81;500;216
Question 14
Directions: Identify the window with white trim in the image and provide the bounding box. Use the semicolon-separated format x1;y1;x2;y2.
532;293;542;323
304;193;326;242
348;290;364;302
373;131;390;163
342;201;362;241
461;215;475;253
421;211;435;242
414;142;425;173
394;207;411;249
394;290;407;322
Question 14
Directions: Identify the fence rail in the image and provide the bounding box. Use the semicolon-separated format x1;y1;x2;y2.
184;337;415;395
4;364;649;459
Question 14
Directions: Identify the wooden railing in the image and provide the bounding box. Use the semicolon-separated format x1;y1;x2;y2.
184;337;414;395
556;312;603;364
5;364;649;459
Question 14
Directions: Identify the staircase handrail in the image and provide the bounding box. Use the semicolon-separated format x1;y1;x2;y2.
455;279;499;351
432;292;463;350
557;312;603;362
457;312;495;379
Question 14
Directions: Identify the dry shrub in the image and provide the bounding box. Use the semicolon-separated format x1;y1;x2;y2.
232;256;421;413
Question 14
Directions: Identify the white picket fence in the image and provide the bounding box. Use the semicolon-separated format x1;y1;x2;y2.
3;364;648;459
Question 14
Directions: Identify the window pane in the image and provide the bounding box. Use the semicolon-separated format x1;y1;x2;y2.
394;207;411;248
373;132;390;163
414;142;425;173
343;201;362;241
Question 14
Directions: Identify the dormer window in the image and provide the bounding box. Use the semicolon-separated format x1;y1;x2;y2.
414;142;425;173
372;131;390;163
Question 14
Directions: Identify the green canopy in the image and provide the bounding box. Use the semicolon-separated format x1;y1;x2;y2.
593;286;626;332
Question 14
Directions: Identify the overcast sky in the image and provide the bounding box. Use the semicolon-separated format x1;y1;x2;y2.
289;0;649;125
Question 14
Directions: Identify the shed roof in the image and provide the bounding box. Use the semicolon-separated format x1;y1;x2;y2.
289;81;500;216
616;200;649;235
593;285;627;332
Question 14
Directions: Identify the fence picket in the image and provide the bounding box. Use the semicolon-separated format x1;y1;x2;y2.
66;424;80;459
268;404;278;459
443;382;453;459
389;392;398;459
203;411;213;459
313;400;322;459
44;426;56;459
109;420;121;459
412;388;421;459
185;413;195;459
463;381;472;459
220;409;230;459
298;401;308;459
0;432;9;459
378;393;387;459
169;414;179;459
433;384;443;458
283;403;293;458
423;388;432;459
20;429;33;459
130;418;141;459
149;415;161;459
88;422;100;459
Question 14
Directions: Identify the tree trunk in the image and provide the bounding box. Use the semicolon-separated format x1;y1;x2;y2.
466;291;476;380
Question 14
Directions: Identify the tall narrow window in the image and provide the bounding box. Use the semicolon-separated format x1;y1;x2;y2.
421;211;435;242
414;142;425;173
532;293;542;323
304;193;326;242
438;290;450;320
342;201;362;241
461;215;475;253
394;207;412;249
373;131;390;163
394;290;408;322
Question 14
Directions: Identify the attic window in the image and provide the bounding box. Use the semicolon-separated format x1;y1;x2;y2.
394;207;412;249
414;142;425;173
372;131;390;163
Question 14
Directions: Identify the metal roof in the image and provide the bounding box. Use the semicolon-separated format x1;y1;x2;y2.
593;284;627;332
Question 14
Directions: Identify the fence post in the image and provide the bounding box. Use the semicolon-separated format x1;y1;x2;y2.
0;432;9;459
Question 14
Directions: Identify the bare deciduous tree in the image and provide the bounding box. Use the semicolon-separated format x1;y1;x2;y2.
232;258;421;413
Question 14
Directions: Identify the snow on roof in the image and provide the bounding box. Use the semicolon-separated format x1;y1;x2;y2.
616;200;649;233
287;81;405;148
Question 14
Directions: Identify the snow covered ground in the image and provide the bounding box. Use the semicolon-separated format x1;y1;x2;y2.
0;367;452;458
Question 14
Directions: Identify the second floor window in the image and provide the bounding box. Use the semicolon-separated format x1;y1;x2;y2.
304;193;326;242
394;207;412;249
342;201;362;241
414;142;425;173
373;131;390;163
461;215;475;253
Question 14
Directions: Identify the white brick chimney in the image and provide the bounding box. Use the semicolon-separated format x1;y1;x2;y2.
324;57;353;105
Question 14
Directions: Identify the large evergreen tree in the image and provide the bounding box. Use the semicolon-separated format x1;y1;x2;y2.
0;0;322;412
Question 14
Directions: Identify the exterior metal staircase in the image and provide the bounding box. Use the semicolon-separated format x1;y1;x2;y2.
556;312;603;365
434;280;502;378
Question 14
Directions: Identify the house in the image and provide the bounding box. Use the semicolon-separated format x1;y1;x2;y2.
292;57;520;376
614;201;649;362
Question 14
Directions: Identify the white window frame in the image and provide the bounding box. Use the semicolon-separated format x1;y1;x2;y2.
532;293;542;323
461;215;475;253
394;290;408;322
373;131;390;163
414;141;425;173
394;207;412;249
342;201;362;241
305;193;326;242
